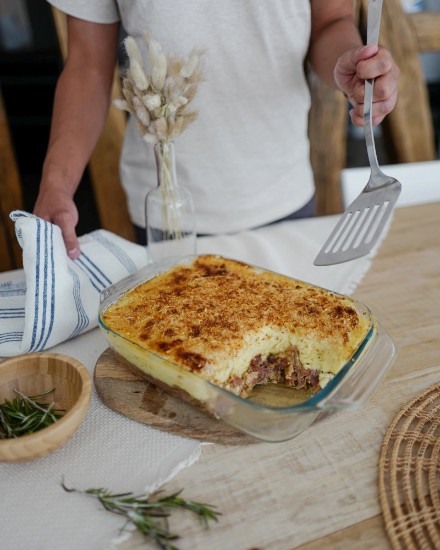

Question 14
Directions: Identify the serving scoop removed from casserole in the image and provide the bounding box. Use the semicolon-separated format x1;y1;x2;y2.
100;255;372;401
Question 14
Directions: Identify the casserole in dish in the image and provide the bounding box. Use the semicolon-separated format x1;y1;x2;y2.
98;255;396;441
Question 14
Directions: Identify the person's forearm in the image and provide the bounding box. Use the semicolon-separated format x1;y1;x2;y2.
34;17;119;257
309;2;363;87
40;17;119;200
40;63;113;197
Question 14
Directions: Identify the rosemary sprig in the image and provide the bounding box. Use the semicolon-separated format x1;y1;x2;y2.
0;388;64;439
62;481;220;550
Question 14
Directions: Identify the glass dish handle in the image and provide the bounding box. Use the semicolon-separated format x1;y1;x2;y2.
317;323;397;410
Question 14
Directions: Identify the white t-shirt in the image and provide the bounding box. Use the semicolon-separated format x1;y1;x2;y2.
48;0;315;233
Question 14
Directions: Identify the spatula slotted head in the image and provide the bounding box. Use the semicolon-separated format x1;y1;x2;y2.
313;180;401;266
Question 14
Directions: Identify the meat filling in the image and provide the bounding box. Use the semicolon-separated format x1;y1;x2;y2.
228;345;321;397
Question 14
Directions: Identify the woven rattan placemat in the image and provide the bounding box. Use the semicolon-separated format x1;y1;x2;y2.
379;382;440;550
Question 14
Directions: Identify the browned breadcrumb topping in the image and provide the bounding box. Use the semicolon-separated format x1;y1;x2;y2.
103;255;366;373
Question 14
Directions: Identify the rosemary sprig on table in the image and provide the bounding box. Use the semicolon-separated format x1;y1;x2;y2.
0;388;64;439
62;481;220;550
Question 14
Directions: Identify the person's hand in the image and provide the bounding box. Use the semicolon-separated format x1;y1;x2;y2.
33;187;80;259
334;44;399;127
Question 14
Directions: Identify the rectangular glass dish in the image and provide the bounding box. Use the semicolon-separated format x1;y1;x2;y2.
98;255;396;442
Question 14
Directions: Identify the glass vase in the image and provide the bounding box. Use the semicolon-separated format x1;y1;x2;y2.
145;141;197;263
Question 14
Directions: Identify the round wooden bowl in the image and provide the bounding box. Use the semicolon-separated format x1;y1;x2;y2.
0;352;92;463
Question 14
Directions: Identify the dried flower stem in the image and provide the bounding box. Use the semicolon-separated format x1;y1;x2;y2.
155;141;183;241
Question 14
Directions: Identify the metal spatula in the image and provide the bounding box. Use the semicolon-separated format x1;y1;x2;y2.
313;0;401;266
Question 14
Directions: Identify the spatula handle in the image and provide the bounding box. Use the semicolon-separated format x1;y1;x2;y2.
364;0;383;178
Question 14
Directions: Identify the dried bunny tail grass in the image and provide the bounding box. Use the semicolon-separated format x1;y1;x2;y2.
182;83;199;104
142;132;158;144
129;59;149;91
136;119;149;138
167;56;183;77
168;116;184;139
124;36;143;66
177;111;198;136
163;75;184;104
132;96;151;127
152;63;167;93
180;48;204;79
132;85;146;102
121;78;135;108
152;106;164;119
181;66;205;103
168;96;188;114
143;93;162;111
113;99;131;112
123;37;149;91
189;63;205;84
117;31;204;143
144;32;167;92
166;115;190;138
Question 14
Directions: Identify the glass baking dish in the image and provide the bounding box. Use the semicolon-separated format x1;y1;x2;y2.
98;255;396;442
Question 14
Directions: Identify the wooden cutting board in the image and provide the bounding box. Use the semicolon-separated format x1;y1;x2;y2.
94;348;257;445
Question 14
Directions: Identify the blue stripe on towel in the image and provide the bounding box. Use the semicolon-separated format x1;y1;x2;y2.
80;252;113;285
32;221;49;351
11;211;37;219
0;332;24;343
29;220;41;351
92;232;138;273
0;308;25;318
75;256;110;292
41;222;56;350
29;222;55;352
75;258;103;292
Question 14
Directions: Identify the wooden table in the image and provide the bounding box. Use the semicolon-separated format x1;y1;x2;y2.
133;202;440;550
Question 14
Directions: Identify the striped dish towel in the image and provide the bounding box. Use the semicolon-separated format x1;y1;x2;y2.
0;211;148;358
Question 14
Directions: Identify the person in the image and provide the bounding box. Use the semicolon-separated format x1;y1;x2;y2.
35;1;400;259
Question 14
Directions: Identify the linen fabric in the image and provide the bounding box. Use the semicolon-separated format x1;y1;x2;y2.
47;0;315;233
0;211;148;358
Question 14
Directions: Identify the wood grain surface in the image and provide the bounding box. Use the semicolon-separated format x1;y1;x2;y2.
94;348;256;445
115;202;440;550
